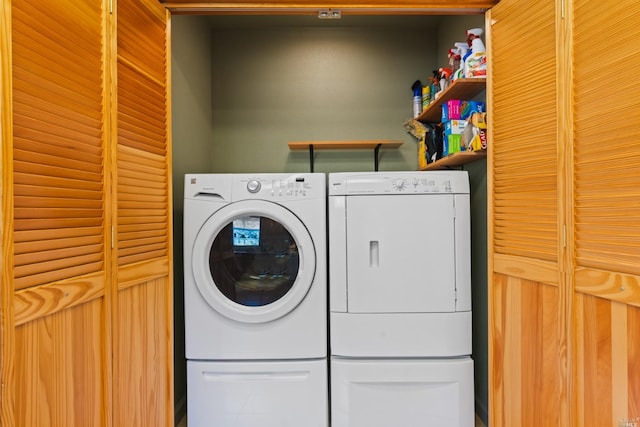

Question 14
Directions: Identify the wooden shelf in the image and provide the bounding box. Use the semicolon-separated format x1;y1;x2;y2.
419;150;486;171
414;78;487;171
288;140;403;150
417;78;486;123
288;140;403;171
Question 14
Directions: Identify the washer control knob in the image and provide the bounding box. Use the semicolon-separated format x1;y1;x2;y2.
247;180;261;193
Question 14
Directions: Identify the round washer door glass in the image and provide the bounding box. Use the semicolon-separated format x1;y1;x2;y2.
192;200;316;323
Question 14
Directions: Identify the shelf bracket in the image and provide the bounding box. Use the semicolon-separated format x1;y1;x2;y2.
308;144;315;172
306;142;383;172
374;143;382;171
288;140;403;172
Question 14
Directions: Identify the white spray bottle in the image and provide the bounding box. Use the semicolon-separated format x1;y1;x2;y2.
464;28;487;78
453;42;469;80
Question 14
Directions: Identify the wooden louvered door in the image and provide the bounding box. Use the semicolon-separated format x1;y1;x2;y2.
487;0;567;425
112;0;173;425
2;0;173;425
8;0;109;425
570;0;640;424
489;0;640;425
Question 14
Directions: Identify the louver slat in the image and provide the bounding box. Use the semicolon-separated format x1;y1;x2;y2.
491;0;559;262
573;0;640;277
116;0;169;267
12;0;105;290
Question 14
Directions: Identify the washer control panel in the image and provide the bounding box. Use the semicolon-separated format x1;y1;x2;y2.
238;174;324;200
185;173;325;201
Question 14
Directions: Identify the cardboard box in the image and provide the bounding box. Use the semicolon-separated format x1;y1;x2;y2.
459;100;486;120
466;112;488;151
470;129;487;151
443;100;485;121
441;99;461;121
448;134;462;155
444;119;467;136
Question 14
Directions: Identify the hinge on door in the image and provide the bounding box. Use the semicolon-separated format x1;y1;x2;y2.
109;0;113;14
561;0;565;19
111;225;115;249
562;224;567;248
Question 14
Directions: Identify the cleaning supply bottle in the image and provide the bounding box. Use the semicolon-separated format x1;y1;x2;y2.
464;28;487;78
448;48;461;78
453;42;469;80
429;70;439;104
421;84;431;110
438;67;453;95
467;28;486;52
411;80;423;118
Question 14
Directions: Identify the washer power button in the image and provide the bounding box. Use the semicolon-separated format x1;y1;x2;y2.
247;180;261;193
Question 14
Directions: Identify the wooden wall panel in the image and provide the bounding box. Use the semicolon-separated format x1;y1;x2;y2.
575;295;640;425
490;273;561;427
113;277;170;427
629;305;640;419
15;300;104;427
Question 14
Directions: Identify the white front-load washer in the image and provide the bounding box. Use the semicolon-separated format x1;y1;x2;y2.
184;173;327;427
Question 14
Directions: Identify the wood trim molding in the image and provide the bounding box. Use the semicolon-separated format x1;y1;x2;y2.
493;252;560;287
575;267;640;308
14;272;105;326
117;257;170;291
159;1;495;14
0;0;16;423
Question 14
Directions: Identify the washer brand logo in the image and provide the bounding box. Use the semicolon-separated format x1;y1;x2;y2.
191;178;197;184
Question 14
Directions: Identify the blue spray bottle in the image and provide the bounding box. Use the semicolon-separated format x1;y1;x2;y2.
411;80;423;118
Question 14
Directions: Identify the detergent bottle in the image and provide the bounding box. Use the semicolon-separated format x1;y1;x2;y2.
464;28;487;78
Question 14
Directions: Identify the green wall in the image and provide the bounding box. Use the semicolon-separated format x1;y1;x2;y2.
437;14;489;425
208;16;442;173
171;15;214;422
171;14;488;425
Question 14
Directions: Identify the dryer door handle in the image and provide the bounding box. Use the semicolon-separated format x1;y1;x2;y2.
369;240;379;267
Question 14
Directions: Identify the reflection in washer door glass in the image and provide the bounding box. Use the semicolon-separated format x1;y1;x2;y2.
209;216;300;307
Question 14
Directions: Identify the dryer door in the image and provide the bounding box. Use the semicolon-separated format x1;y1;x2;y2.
192;200;316;323
346;194;457;313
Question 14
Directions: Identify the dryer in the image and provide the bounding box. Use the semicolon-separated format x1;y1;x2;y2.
184;173;327;427
328;171;474;427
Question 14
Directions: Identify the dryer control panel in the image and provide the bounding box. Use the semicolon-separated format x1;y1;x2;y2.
329;171;469;196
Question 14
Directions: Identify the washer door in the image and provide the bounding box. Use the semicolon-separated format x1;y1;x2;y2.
192;200;316;323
